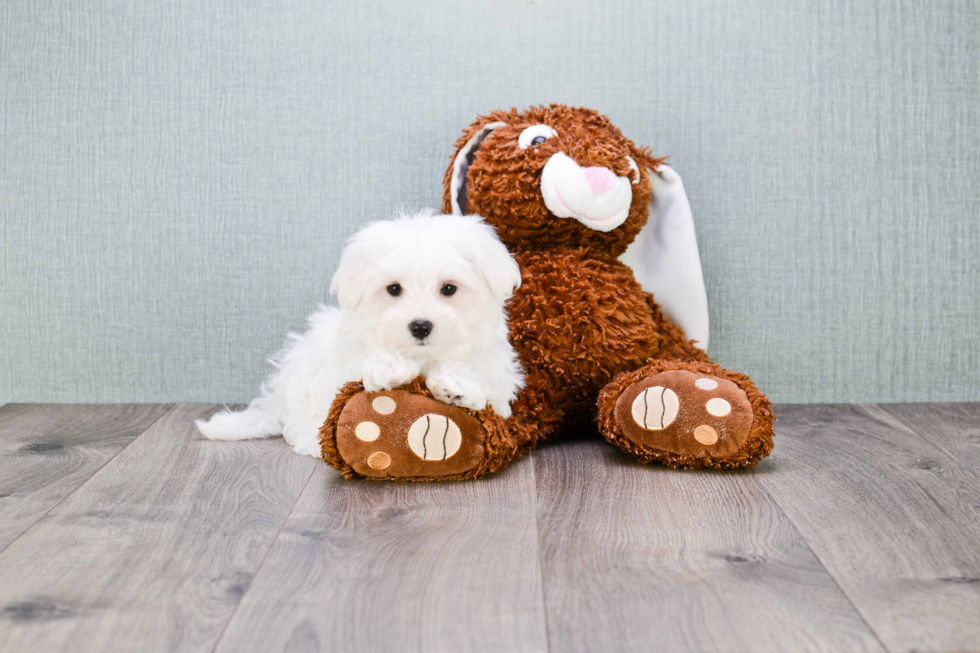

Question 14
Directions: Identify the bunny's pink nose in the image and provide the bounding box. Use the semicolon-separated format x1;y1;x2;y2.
584;167;616;195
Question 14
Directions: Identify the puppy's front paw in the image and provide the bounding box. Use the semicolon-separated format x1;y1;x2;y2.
425;370;488;413
362;353;421;392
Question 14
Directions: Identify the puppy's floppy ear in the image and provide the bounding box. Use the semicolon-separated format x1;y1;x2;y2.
330;229;375;309
448;121;506;216
620;161;710;350
458;217;522;301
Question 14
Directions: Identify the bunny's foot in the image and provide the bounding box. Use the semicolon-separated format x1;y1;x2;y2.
320;379;516;481
598;360;774;469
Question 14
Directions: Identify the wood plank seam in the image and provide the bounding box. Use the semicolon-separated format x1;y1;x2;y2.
761;403;980;652
0;403;322;653
530;436;886;652
208;460;320;653
863;403;980;481
528;451;555;653
0;403;177;557
758;461;890;652
875;403;974;470
211;451;549;651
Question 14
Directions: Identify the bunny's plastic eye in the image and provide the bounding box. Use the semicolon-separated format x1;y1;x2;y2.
387;283;402;296
518;124;558;149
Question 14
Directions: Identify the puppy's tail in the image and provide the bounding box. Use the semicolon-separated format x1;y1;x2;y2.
195;395;280;442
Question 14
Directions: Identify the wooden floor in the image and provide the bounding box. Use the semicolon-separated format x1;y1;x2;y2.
0;403;978;653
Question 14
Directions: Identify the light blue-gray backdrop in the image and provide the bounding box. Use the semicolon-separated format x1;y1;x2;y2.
2;0;978;404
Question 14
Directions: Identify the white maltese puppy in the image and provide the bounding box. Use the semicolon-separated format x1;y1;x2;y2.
196;210;524;457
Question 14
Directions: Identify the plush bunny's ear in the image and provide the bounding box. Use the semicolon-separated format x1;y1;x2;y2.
620;165;710;350
449;121;506;215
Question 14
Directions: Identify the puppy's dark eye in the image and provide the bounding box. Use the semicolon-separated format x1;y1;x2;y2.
387;283;402;297
531;136;547;145
440;284;457;296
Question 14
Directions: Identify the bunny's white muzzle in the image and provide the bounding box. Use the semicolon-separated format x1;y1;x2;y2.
540;152;633;232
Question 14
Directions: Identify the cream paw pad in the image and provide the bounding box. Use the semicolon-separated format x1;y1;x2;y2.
631;386;680;430
407;414;462;461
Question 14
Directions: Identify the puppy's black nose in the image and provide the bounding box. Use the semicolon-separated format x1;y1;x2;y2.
409;319;432;340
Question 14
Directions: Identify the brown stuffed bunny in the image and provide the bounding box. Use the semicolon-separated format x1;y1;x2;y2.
321;105;774;481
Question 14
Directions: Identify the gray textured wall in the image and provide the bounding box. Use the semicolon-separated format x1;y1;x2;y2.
2;0;978;404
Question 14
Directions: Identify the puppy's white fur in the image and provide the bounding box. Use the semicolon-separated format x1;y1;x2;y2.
195;210;524;457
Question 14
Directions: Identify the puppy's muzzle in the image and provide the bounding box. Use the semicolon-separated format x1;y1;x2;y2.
409;319;433;341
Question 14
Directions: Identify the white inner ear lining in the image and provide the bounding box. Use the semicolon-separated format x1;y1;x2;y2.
450;121;506;215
